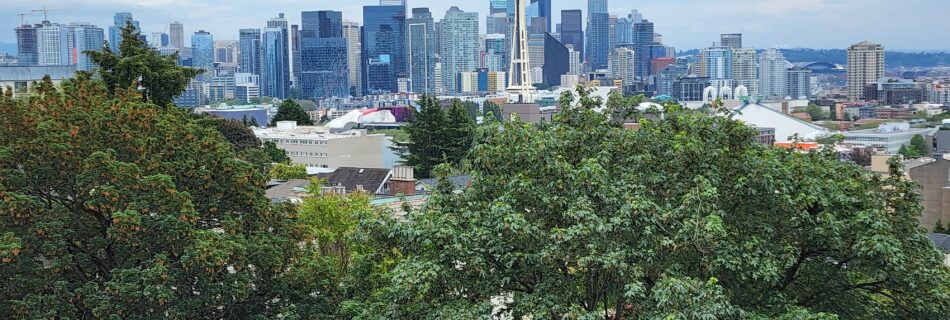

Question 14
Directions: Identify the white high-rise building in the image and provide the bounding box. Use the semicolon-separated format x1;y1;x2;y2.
758;48;788;99
568;46;582;75
440;7;479;95
847;41;885;101
37;22;69;66
609;47;635;86
342;21;362;96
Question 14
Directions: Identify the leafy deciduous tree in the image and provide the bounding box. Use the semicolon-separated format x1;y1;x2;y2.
270;99;314;126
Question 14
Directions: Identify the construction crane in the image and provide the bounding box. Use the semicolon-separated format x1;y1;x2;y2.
31;2;60;22
17;13;31;26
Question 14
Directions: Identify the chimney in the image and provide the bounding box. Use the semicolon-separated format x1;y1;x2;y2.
389;166;416;196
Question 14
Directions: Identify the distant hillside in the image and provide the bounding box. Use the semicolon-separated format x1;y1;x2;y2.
679;48;950;68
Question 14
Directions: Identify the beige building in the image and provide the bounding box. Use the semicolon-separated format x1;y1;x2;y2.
847;41;885;101
255;121;386;169
731;47;758;97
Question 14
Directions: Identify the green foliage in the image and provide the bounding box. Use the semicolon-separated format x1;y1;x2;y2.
910;134;929;157
0;75;320;318
899;144;920;159
805;104;829;121
482;101;504;123
263;141;291;164
935;219;947;234
270;99;314;126
270;163;308;180
396;96;475;178
817;133;845;146
352;94;950;318
85;22;202;107
197;116;261;151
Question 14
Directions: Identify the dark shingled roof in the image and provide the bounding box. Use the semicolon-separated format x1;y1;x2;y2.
318;167;391;194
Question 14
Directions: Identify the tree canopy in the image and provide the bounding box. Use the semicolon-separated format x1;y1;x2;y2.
86;22;202;107
396;96;475;178
270;99;314;126
0;75;318;318
351;89;950;318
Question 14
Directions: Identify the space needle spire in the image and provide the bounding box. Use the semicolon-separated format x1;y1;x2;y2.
506;0;535;103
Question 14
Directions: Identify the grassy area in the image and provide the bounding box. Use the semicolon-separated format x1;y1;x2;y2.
370;128;410;143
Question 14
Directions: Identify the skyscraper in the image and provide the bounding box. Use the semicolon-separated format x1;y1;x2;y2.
720;33;742;49
483;34;507;72
487;0;508;35
632;19;654;78
291;24;301;89
701;46;733;80
406;8;436;94
342;21;362;95
68;23;104;71
262;14;291;99
758;48;788;99
299;11;349;99
847;41;885;101
526;0;552;34
542;34;568;86
787;67;812;100
560;10;583;61
37;22;69;66
239;29;262;76
109;13;139;51
440;7;479;95
15;24;39;66
731;47;757;97
169;21;184;49
363;3;407;94
191;30;214;80
609;47;635;85
586;0;610;70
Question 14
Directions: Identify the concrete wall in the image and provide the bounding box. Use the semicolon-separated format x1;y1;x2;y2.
909;158;950;230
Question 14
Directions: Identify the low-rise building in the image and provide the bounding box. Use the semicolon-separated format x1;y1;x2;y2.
842;122;935;154
732;102;829;142
0;65;76;98
254;121;386;169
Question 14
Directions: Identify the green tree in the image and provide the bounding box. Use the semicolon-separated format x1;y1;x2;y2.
396;95;451;179
86;22;202;107
935;219;946;234
270;163;308;180
263;141;291;164
805;103;828;121
196;116;261;151
910;134;929;157
899;144;919;159
482;101;504;123
0;75;321;318
270;99;314;126
352;97;950;318
443;100;476;166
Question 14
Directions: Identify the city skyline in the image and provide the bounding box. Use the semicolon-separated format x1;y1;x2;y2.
1;0;949;51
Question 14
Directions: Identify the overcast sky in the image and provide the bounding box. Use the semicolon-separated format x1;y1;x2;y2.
2;0;948;51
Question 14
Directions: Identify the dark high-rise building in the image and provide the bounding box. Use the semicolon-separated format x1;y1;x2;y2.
291;24;301;89
633;20;654;78
586;0;610;70
262;13;291;99
721;33;742;49
362;3;407;94
406;8;436;94
299;11;349;99
542;33;568;86
239;29;262;76
15;24;39;66
560;10;583;60
672;76;710;102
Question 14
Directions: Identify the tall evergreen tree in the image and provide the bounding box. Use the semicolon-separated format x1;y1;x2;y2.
86;22;202;107
270;99;314;126
443;100;476;166
396;95;450;179
911;134;929;157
